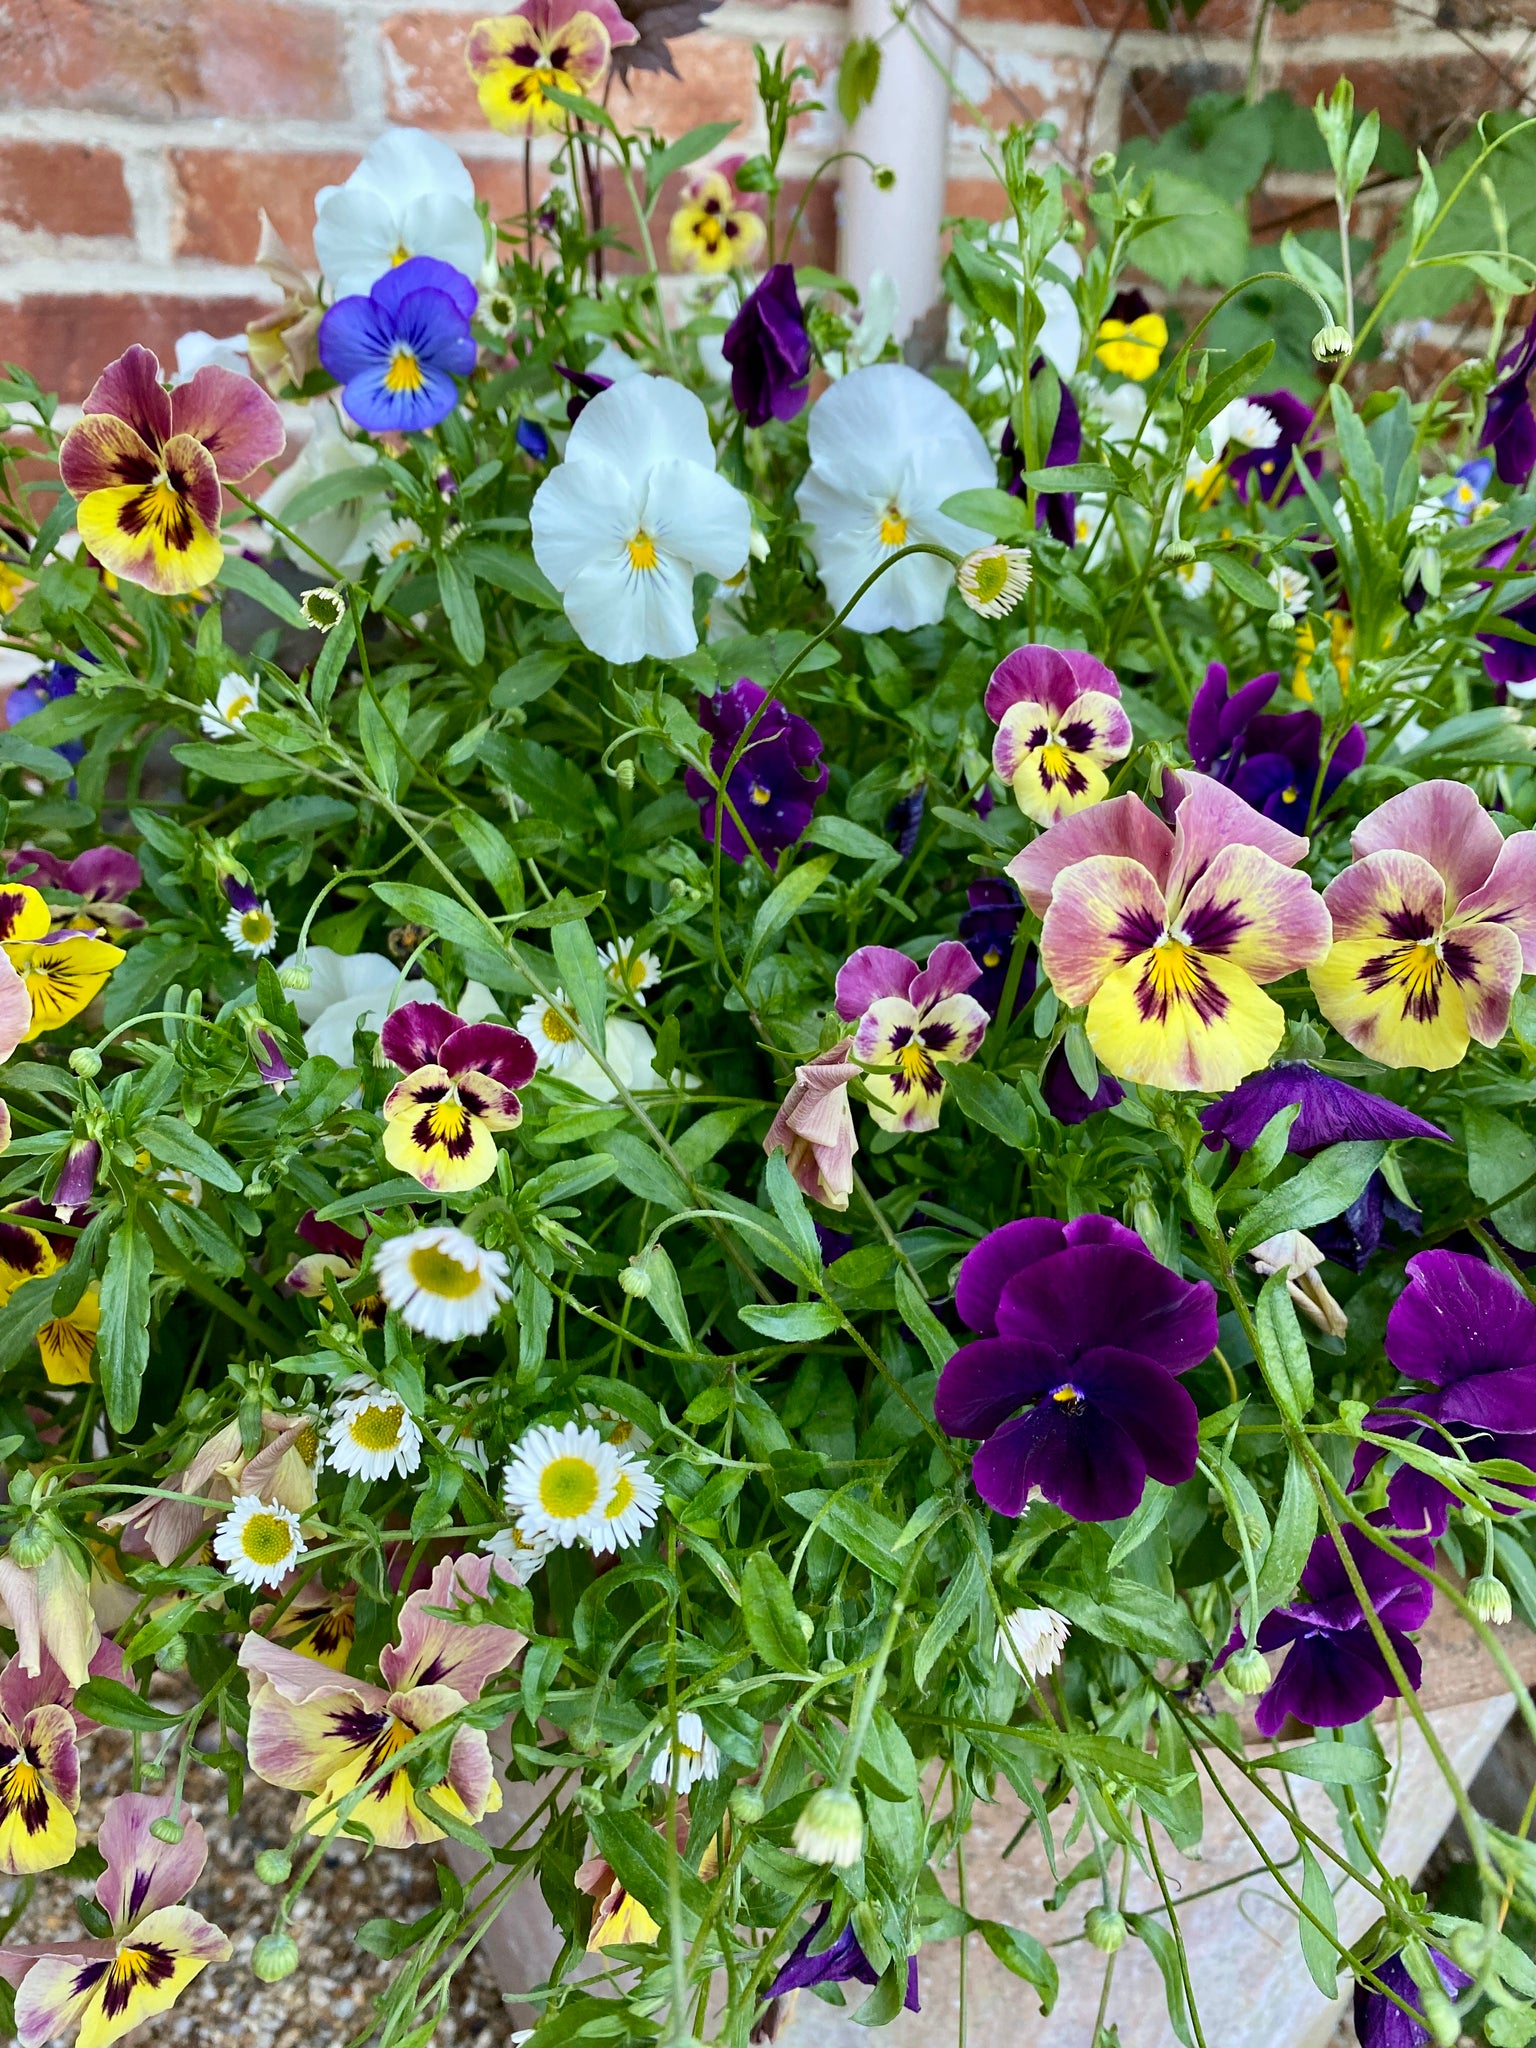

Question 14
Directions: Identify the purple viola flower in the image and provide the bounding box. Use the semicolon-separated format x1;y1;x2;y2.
252;1028;294;1093
1226;391;1321;505
1444;457;1493;522
1479;532;1536;690
1199;1061;1449;1155
765;1906;920;2013
723;263;811;429
8;844;144;931
886;784;926;862
683;678;827;869
554;362;613;423
1002;361;1081;546
958;879;1034;1022
1485;309;1536;487
318;255;478;434
934;1215;1217;1522
4;659;86;767
1187;661;1365;831
1310;1172;1421;1274
1355;1949;1473;2048
1250;1518;1433;1736
515;416;551;462
1040;1042;1123;1124
51;1138;100;1217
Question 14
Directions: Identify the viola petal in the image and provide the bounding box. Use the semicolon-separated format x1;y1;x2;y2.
169;365;285;480
1176;843;1332;982
1161;769;1309;902
1453;826;1536;972
984;644;1121;722
58;414;161;501
1039;854;1168;1007
379;1000;461;1072
953;1220;1070;1336
1088;946;1286;1092
834;944;917;1021
1385;1248;1536;1386
381;1553;526;1698
439;1021;539;1091
1349;779;1503;908
95;1793;209;1927
382;1092;498;1192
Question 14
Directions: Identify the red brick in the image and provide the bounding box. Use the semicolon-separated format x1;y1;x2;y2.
1276;54;1496;150
951;51;1096;138
1271;0;1397;35
1121;60;1245;139
0;293;275;404
0;142;131;239
945;175;1013;225
0;0;348;120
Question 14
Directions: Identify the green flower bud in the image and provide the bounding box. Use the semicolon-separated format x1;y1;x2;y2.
254;1849;293;1886
1162;539;1197;567
615;758;636;791
149;1817;184;1844
619;1262;652;1299
1222;1645;1272;1697
729;1788;765;1827
68;1048;102;1079
278;963;312;992
792;1787;864;1868
1084;1906;1127;1954
1312;324;1352;365
1089;151;1117;178
9;1516;54;1569
872;165;896;191
1469;1573;1513;1626
251;1932;300;1983
155;1637;188;1673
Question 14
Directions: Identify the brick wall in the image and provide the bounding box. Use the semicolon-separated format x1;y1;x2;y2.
0;0;1531;400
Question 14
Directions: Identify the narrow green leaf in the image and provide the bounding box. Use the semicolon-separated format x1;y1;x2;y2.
550;918;607;1059
98;1218;153;1432
1298;1842;1340;1995
740;1552;809;1672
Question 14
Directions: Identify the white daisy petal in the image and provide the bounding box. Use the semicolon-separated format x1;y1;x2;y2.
649;1711;719;1793
201;670;259;739
587;1449;661;1555
213;1493;307;1591
325;1389;424;1481
372;1226;510;1341
502;1421;620;1547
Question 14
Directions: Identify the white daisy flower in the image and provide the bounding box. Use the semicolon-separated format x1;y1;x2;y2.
503;1421;620;1547
1218;398;1283;452
326;1388;424;1481
1172;557;1213;600
996;1606;1070;1681
598;942;661;1005
1268;565;1311;618
366;516;425;566
201;671;260;739
212;1493;307;1591
517;988;584;1073
649;1712;719;1793
956;545;1032;620
792;1787;864;1868
225;899;279;958
372;1226;511;1341
588;1449;661;1555
484;1517;556;1583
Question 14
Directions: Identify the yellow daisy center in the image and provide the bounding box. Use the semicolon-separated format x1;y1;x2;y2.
384;347;426;394
241;1511;295;1565
541;1006;576;1044
968;555;1010;604
879;507;908;546
539;1454;601;1518
223;692;253;722
407;1243;480;1298
628;532;659;571
350;1401;405;1451
606;1471;636;1520
295;1422;321;1465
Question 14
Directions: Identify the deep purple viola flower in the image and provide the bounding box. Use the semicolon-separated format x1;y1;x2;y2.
1485;309;1536;487
515;416;551;462
1251;1518;1433;1736
253;1028;294;1093
1355;1949;1472;2048
1040;1043;1124;1124
1002;362;1081;546
51;1138;100;1216
554;362;613;424
222;873;260;918
1186;661;1365;831
765;1907;920;2013
297;1209;369;1265
935;1215;1217;1522
319;255;478;434
1199;1061;1449;1155
1479;532;1536;690
8;843;144;930
958;879;1035;1021
683;678;828;869
723;263;812;429
886;785;926;862
1226;390;1321;505
1310;1172;1420;1274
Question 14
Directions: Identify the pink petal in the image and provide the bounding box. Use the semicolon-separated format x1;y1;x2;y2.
0;1550;99;1688
1178;844;1332;983
1007;793;1173;916
170;365;285;481
0;952;32;1063
381;1553;525;1699
984;644;1120;723
834;945;917;1022
58;413;160;501
1162;770;1308;908
25;1704;79;1812
1350;780;1503;909
380;1000;461;1073
237;1631;385;1709
1039;854;1168;1006
908;938;983;1013
1452;827;1536;971
81;345;172;449
0;1936;111;1995
95;1792;208;1926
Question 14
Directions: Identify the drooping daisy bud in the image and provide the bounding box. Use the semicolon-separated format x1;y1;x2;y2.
730;1788;765;1826
957;545;1033;620
9;1515;55;1569
150;1816;185;1844
67;1047;102;1079
1468;1573;1513;1626
255;1849;293;1885
252;1931;301;1983
995;1606;1070;1682
619;1261;652;1299
1312;324;1353;365
1084;1906;1127;1954
1221;1644;1272;1696
792;1787;865;1868
1161;537;1196;566
278;961;312;991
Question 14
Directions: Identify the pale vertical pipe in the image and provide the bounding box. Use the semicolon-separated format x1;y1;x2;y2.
838;0;959;340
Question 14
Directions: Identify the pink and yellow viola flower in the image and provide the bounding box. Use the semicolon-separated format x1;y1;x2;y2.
667;163;766;275
0;885;123;1041
1010;772;1332;1094
834;940;989;1132
380;1001;537;1194
985;645;1133;829
1309;779;1536;1070
466;0;637;135
0;1792;230;2048
240;1552;525;1849
58;344;284;598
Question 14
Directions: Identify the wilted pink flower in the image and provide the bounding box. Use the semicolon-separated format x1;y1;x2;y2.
764;1041;860;1211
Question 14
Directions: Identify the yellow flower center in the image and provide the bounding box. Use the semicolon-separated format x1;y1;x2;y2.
1051;1383;1083;1405
1380;938;1443;1003
542;1006;577;1043
968;555;1010;604
295;1422;320;1465
879;507;908;547
897;1042;933;1080
606;1471;636;1520
384;346;426;393
224;692;253;723
240;910;273;944
748;780;772;806
539;1455;601;1518
1038;741;1073;782
407;1243;480;1298
241;1511;295;1565
628;532;659;571
1146;935;1205;1000
349;1401;405;1451
390;243;412;266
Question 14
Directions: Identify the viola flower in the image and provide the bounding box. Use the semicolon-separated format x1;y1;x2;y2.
834;940;989;1133
649;1712;719;1792
1310;1171;1422;1274
212;1494;308;1593
241;1552;524;1848
1187;660;1366;833
38;1284;101;1389
797;364;995;631
530;375;750;663
589;1448;661;1554
668;162;765;273
503;1421;620;1548
0;884;121;1043
8;846;143;933
555;360;614;423
1040;1041;1124;1123
684;677;827;868
722;263;810;427
1310;780;1536;1069
579;1853;661;1952
199;670;258;739
0;1650;83;1874
1479;532;1536;693
1199;1060;1448;1155
934;1215;1217;1522
767;1906;920;2014
1445;457;1494;522
1002;365;1082;546
763;1040;860;1210
959;880;1035;1022
325;1387;424;1481
1010;772;1332;1094
1484;308;1536;487
598;940;660;1004
372;1225;511;1340
59;344;284;597
221;876;278;959
380;999;537;1193
1247;1520;1432;1736
313;128;484;299
1355;1949;1473;2048
467;0;637;135
250;1027;294;1094
1225;390;1321;505
985;644;1133;828
1093;290;1168;382
318;256;478;436
0;1792;231;2048
1250;1230;1348;1338
246;211;324;394
283;946;421;1067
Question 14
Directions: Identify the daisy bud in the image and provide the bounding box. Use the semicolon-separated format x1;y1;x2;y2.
1084;1906;1127;1954
254;1849;293;1886
956;545;1032;620
155;1637;188;1673
252;1931;301;1983
996;1606;1070;1681
873;165;896;190
68;1048;102;1079
1269;609;1297;634
1221;1644;1272;1696
615;758;636;791
149;1817;185;1844
1161;538;1196;566
1469;1573;1512;1626
299;585;347;633
792;1787;865;1868
1089;151;1117;178
1312;323;1353;365
278;962;312;992
620;1261;652;1299
9;1515;54;1568
730;1788;765;1826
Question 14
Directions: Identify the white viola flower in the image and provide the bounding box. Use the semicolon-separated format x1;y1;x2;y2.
172;329;251;385
695;278;741;386
846;270;899;370
587;1450;661;1555
280;947;419;1066
314;127;485;298
1269;565;1311;618
1171;556;1213;600
1250;1230;1347;1338
598;941;661;1005
213;1494;307;1591
225;898;279;958
797;364;995;633
373;1226;511;1341
503;1421;620;1548
649;1712;719;1793
517;988;584;1073
201;670;259;738
325;1388;424;1481
260;400;382;576
365;515;426;566
997;1606;1070;1681
530;376;751;664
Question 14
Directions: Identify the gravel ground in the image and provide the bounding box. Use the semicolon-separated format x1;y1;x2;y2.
3;1719;511;2048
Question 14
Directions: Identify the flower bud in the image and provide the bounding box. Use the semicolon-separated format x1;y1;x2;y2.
155;1637;188;1673
1084;1906;1127;1954
1469;1573;1512;1626
1312;323;1353;365
9;1516;54;1569
254;1849;293;1886
149;1817;185;1844
278;962;312;992
872;165;896;191
1161;538;1196;566
1090;151;1117;178
730;1788;765;1827
68;1048;102;1079
619;1261;652;1299
140;1761;165;1784
251;1932;301;1983
615;758;636;791
299;585;346;633
792;1787;865;1868
668;877;688;900
1221;1645;1272;1697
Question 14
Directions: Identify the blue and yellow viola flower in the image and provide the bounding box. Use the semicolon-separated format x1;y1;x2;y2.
317;257;479;435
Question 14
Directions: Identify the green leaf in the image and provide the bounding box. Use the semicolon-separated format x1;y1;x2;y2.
215;553;308;629
1210;551;1282;610
740;1552;809;1672
1019;463;1118;493
1253;1274;1314;1424
645;120;738;198
974;1921;1058;2013
893;1267;955;1370
371;881;496;958
1255;1449;1317;1617
1228;1140;1387;1256
275;464;392;527
1297;1842;1340;1996
136;1116;243;1194
310;612;357;722
170;739;288;785
98;1217;153;1433
942;1060;1036;1151
914;1546;985;1688
835;35;881;125
672;1107;756;1171
73;1678;181;1733
764;1150;821;1274
1465;1105;1536;1251
1126;1911;1194;2047
437;552;485;667
490;652;570;710
1252;1738;1388;1784
448;808;521;913
550;918;607;1060
785;1490;904;1584
587;1806;709;1934
745;855;836;974
938;488;1032;543
637;1242;692;1352
592;1131;690;1212
738;1301;841;1341
803;815;902;874
1131;170;1248;290
1050;1581;1208;1664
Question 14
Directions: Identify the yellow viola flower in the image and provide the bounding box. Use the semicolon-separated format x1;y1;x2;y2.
38;1286;99;1389
0;886;124;1041
1094;295;1168;381
466;0;637;134
668;167;765;274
